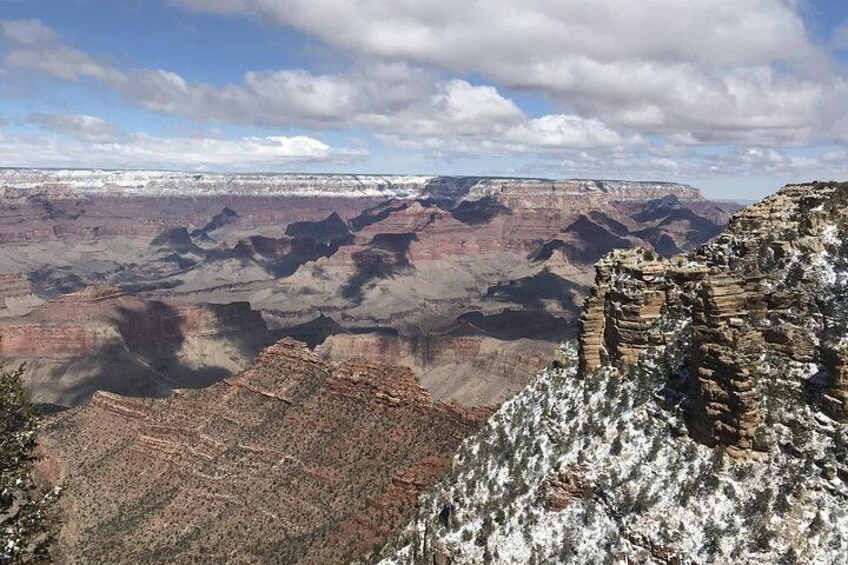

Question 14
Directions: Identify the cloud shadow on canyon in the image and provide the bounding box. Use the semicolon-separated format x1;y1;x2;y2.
340;232;417;304
46;300;272;407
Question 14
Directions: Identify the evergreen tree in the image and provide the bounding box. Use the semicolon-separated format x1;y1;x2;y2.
1;365;56;564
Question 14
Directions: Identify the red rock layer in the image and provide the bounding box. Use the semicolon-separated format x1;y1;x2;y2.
0;194;384;244
0;285;268;359
315;332;554;405
0;273;31;298
40;339;489;564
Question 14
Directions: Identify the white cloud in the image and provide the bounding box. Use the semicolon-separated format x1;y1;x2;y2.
0;129;363;170
534;144;848;185
366;80;629;155
0;19;57;45
1;19;126;84
26;113;121;142
0;21;635;154
121;65;626;157
167;0;845;146
506;115;628;150
170;0;821;70
3;4;848;180
121;62;432;128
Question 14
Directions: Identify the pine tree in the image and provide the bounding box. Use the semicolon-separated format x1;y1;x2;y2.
1;365;57;564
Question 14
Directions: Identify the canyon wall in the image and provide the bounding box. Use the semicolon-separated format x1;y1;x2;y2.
39;339;489;564
374;182;848;565
0;170;737;407
577;182;848;454
316;332;553;406
0;285;275;405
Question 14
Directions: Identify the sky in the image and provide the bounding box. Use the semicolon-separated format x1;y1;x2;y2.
1;1;847;198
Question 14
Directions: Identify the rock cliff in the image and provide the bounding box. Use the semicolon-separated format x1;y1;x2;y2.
0;169;736;410
316;332;552;406
39;339;489;564
0;273;43;316
576;181;848;454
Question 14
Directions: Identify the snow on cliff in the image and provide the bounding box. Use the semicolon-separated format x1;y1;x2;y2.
0;169;703;200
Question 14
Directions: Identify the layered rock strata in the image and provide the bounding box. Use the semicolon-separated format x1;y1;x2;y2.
577;182;848;453
0;273;43;316
578;249;705;373
374;182;848;565
39;339;489;564
316;332;553;406
0;169;737;410
0;285;275;405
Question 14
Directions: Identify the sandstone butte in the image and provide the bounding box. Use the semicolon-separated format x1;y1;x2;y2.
38;339;491;564
577;181;848;456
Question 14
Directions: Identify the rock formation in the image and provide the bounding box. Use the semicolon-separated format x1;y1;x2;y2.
576;182;848;454
316;332;552;406
0;273;43;316
39;339;489;564
375;182;848;565
0;169;736;409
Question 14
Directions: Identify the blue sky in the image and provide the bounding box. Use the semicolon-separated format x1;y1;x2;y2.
1;0;847;198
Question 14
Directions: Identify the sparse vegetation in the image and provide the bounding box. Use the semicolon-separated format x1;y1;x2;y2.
1;366;57;564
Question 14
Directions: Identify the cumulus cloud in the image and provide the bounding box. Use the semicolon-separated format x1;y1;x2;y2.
0;128;364;170
0;21;634;155
168;0;846;146
170;0;821;69
1;19;126;84
26;113;121;142
121;62;432;128
2;4;848;181
122;63;631;154
366;80;629;155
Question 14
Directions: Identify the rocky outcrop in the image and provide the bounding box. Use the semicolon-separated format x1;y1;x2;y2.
40;339;489;564
316;332;553;406
689;275;764;452
576;182;848;454
0;273;43;316
543;464;591;511
822;343;848;420
578;249;705;373
374;183;848;565
0;273;31;298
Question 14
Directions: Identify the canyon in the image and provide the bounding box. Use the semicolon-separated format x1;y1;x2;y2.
0;169;737;408
0;285;275;407
0;169;741;563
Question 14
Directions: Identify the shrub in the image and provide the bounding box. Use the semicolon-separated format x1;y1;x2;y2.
1;365;58;563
